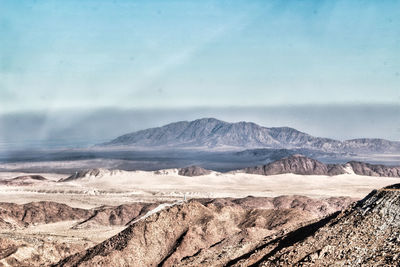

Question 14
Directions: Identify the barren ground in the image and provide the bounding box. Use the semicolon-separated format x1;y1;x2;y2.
0;170;398;208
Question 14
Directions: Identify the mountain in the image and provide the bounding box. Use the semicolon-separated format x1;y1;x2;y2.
101;118;400;153
53;196;354;267
243;154;400;177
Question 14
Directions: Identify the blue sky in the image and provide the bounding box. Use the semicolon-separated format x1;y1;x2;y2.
1;0;399;113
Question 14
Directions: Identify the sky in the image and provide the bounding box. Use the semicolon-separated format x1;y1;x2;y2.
0;0;399;144
1;0;399;111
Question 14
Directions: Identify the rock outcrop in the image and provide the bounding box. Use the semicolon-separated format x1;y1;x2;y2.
178;166;211;177
244;154;334;176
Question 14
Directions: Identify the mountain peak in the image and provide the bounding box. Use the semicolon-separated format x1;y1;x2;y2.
101;118;400;153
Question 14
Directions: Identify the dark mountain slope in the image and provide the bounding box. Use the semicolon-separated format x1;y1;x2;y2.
243;154;400;177
228;184;400;266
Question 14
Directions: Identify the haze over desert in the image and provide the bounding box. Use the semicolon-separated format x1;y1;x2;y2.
1;0;400;265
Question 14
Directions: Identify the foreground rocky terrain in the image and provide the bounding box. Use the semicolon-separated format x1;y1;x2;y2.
227;184;400;266
0;196;353;266
0;201;163;266
55;184;400;266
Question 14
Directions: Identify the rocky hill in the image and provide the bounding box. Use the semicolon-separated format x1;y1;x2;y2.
0;175;50;186
0;196;353;266
244;154;334;176
178;166;212;176
0;201;162;266
0;201;91;229
101;118;400;153
348;161;400;177
243;154;400;177
226;184;400;266
53;196;354;267
59;168;124;182
0;201;159;231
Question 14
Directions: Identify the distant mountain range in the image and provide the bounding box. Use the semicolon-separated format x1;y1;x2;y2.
101;118;400;153
56;155;400;179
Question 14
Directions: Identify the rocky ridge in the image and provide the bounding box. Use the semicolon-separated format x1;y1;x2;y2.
178;166;212;177
60;168;124;182
0;175;50;186
54;196;354;266
243;154;400;177
54;184;400;266
227;184;400;266
53;156;400;184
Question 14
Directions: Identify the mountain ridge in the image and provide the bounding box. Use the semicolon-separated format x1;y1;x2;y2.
55;155;400;180
243;154;400;177
101;118;400;153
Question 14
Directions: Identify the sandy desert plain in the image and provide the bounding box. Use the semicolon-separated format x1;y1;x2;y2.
0;168;399;207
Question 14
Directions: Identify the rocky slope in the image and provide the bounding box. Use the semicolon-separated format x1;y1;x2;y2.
348;161;400;177
54;196;354;267
227;184;400;266
178;166;212;177
101;118;400;153
60;168;124;182
0;201;162;266
0;201;159;231
243;154;400;177
0;236;92;267
54;184;400;266
244;154;334;176
0;202;92;229
0;175;50;186
72;202;159;229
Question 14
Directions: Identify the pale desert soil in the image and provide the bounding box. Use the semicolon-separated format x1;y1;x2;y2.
0;170;398;208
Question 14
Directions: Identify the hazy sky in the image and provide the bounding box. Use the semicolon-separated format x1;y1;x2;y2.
1;0;399;113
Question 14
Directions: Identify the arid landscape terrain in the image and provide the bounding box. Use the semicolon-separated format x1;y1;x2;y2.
0;153;400;266
2;0;400;265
